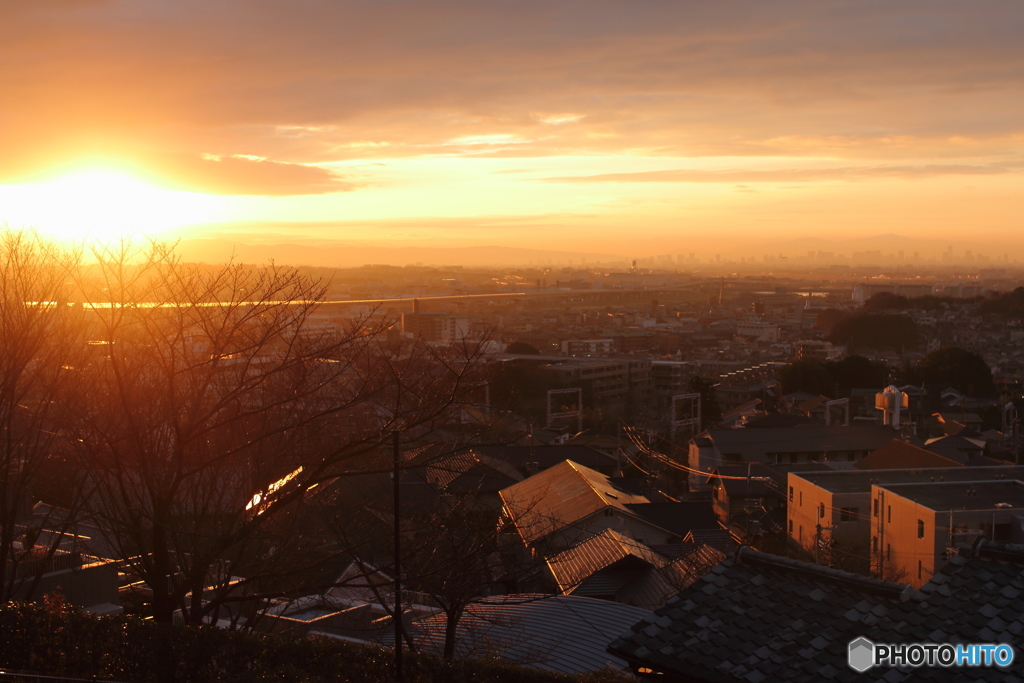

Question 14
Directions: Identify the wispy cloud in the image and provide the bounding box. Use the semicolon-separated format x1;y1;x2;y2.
542;163;1022;184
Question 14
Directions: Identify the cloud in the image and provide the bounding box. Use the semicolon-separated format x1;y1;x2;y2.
1;0;1023;189
146;154;352;195
541;163;1022;184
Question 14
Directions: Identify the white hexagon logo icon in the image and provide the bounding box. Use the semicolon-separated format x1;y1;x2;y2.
848;637;875;672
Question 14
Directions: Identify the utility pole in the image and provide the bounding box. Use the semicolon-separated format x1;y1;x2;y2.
392;430;403;683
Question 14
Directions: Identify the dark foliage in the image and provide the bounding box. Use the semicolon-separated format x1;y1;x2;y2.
981;287;1024;319
779;356;889;398
0;603;630;683
908;347;995;396
813;308;846;331
505;341;541;355
828;313;920;352
862;292;910;311
778;360;834;397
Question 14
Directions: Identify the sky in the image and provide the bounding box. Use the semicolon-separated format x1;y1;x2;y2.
1;1;1023;263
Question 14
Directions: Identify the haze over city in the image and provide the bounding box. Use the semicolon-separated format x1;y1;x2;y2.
2;1;1023;266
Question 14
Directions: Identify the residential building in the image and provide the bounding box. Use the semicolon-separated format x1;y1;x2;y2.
500;460;687;552
688;425;897;492
873;479;1024;587
787;465;1024;576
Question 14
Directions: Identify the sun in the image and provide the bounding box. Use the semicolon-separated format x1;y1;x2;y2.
0;169;222;245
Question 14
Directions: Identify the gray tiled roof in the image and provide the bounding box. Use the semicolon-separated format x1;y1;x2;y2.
608;548;914;682
405;594;653;675
608;541;1024;681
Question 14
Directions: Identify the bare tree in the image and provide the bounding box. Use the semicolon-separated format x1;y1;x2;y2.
0;231;87;603
66;242;493;624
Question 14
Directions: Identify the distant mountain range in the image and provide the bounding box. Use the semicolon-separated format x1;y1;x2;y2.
173;239;624;268
171;232;1021;268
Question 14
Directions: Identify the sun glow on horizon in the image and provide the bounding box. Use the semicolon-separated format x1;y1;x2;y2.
0;169;224;245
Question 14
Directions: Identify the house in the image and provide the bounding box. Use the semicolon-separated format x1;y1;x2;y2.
500;460;686;551
609;540;1024;681
688;425;898;491
706;464;786;526
543;528;725;610
854;439;962;470
400;594;654;676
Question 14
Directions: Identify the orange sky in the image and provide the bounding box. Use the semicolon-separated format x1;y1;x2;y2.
2;1;1023;262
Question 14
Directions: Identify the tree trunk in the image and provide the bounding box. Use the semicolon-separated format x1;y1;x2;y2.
443;604;465;662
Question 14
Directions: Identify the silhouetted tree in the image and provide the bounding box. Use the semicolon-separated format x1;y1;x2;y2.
828;313;920;353
0;232;88;604
778;360;834;397
66;243;492;625
504;341;540;355
825;355;888;394
911;347;995;396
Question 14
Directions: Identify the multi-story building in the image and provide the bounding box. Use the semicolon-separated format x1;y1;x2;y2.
690;425;897;492
560;339;615;356
786;465;1024;585
401;311;470;342
873;479;1024;587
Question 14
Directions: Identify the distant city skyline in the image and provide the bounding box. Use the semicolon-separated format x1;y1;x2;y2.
2;1;1022;262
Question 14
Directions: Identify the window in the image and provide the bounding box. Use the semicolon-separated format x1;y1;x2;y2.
788;519;794;534
886;544;891;561
872;536;878;553
840;507;859;522
873;499;879;518
799;526;803;542
819;503;826;520
887;505;891;523
800;491;803;507
789;486;794;503
918;519;925;539
918;560;922;580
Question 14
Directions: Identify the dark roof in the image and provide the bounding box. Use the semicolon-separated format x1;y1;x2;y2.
704;426;903;463
406;594;653;675
880;479;1024;512
790;465;1024;495
682;529;735;555
609;541;1024;681
625;502;720;537
923;435;986;464
855;439;962;470
472;444;619;472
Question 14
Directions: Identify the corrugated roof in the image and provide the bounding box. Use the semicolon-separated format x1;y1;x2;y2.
500;460;652;545
406;594;653;675
546;528;668;594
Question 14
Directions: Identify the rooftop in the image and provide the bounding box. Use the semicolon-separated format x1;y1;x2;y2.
702;425;901;461
499;460;653;545
791;465;1024;494
880;479;1024;512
